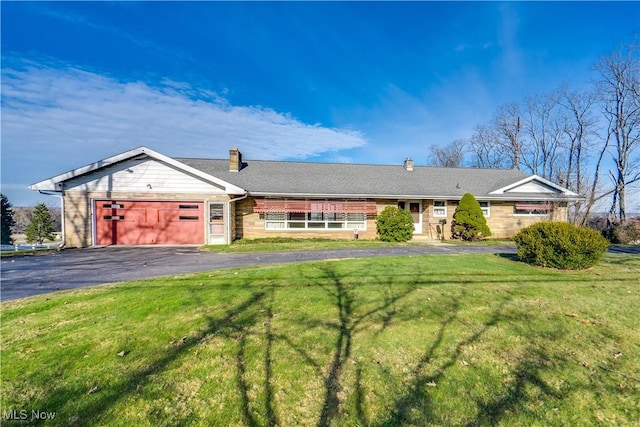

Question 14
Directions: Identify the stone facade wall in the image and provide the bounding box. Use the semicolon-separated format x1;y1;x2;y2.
235;198;570;241
63;192;571;247
63;191;93;248
483;202;564;238
234;197;382;240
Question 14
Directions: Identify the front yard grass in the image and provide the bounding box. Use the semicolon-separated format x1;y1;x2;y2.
202;237;402;253
1;253;638;426
202;237;518;253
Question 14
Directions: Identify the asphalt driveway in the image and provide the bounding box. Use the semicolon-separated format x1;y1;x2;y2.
4;243;636;302
0;244;523;301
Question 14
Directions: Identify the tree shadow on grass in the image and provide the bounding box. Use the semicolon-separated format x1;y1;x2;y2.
471;347;563;426
374;292;564;426
189;285;279;427
29;289;267;426
17;256;591;426
313;263;421;427
225;298;276;427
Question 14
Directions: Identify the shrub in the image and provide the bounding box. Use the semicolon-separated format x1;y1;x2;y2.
451;193;491;241
585;216;640;244
613;219;640;244
1;193;16;245
513;222;609;270
376;206;415;242
25;203;55;244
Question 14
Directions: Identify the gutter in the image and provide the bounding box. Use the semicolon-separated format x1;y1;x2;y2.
227;193;248;244
249;192;585;202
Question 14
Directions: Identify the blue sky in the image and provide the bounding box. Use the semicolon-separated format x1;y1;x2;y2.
1;1;639;207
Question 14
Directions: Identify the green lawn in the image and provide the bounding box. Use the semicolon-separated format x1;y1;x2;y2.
1;253;639;426
202;237;403;253
202;237;517;254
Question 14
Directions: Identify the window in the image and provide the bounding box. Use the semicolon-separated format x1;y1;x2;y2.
264;212;366;231
433;200;447;217
258;199;372;231
514;202;553;215
265;213;285;229
210;204;224;221
103;215;124;220
479;201;490;217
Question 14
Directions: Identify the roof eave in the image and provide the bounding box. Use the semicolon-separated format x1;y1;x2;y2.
489;174;579;197
248;191;584;201
30;146;247;195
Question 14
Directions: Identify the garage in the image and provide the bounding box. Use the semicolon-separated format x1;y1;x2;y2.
95;200;204;245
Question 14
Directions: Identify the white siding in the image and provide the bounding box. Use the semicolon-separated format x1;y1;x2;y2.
63;158;227;194
505;180;557;194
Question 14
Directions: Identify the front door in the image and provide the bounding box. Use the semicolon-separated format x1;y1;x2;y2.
208;202;226;244
398;201;422;234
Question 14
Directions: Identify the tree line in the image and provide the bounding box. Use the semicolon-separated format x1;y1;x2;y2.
428;39;639;232
1;194;60;245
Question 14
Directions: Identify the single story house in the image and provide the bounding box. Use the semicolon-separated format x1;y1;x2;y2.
30;146;582;247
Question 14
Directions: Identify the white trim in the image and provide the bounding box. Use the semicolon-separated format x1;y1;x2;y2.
479;201;490;217
91;198;97;246
208;201;227;245
489;175;579;196
30;146;246;195
264;212;367;231
513;201;553;216
433;200;447;217
398;200;422;234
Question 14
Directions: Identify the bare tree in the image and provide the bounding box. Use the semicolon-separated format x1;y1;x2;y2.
558;84;601;224
428;139;467;167
520;91;567;181
468;124;512;168
493;103;525;170
468;103;525;170
594;40;640;224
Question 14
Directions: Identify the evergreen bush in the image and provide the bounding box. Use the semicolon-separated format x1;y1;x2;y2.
376;206;415;242
513;222;609;270
25;203;55;244
451;193;491;241
1;193;16;245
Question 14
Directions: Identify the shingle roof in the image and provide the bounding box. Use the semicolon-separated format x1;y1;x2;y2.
176;157;550;200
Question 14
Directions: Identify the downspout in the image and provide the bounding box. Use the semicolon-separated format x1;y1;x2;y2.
227;193;248;245
38;190;65;249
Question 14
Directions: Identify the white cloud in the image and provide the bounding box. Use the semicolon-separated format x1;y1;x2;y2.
2;58;367;158
1;57;367;205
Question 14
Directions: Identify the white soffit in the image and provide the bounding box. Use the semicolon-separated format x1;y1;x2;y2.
29;146;246;195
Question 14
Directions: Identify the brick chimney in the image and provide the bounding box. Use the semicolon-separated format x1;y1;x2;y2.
229;147;242;172
403;157;414;171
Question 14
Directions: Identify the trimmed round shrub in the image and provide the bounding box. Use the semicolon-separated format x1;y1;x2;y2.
376;206;415;242
513;222;609;270
451;193;491;241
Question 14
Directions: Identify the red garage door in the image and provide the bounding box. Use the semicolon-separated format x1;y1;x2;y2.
95;201;204;245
